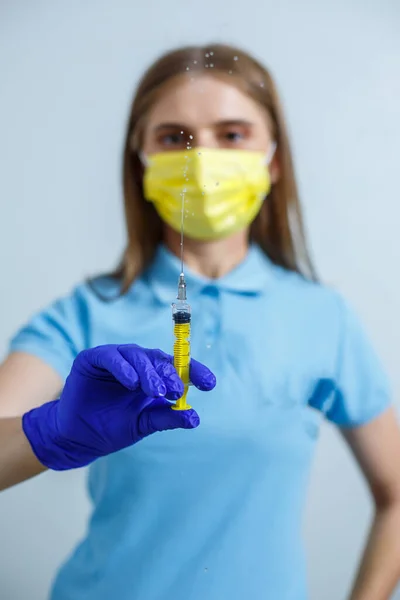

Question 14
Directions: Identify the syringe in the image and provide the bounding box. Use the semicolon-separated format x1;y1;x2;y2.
171;273;191;411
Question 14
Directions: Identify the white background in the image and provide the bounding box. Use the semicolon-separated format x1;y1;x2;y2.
0;1;399;599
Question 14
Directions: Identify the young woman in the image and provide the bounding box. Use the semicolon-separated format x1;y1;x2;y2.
1;44;400;600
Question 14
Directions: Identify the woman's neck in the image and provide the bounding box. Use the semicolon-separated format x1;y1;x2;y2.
164;228;250;279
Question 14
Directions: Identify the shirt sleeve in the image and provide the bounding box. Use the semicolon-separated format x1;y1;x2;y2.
324;296;392;428
8;287;87;382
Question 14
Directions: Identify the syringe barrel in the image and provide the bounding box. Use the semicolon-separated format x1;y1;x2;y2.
172;301;191;410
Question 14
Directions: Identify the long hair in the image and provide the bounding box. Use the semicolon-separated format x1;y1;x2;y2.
113;43;316;292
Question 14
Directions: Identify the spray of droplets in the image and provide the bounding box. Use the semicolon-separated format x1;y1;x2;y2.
204;50;215;69
177;50;247;274
180;138;191;274
179;135;196;273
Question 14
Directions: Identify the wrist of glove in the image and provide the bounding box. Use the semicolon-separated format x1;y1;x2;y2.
22;399;100;470
22;344;216;471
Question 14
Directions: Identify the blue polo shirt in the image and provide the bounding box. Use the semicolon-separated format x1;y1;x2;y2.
10;244;390;600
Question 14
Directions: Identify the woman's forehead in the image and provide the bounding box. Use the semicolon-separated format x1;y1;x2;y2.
145;75;268;128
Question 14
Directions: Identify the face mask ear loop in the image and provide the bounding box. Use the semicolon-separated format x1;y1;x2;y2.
139;151;149;167
265;141;277;165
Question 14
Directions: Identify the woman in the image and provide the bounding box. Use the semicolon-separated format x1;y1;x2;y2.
1;44;400;600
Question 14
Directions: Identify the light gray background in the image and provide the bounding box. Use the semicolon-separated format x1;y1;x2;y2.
0;1;399;599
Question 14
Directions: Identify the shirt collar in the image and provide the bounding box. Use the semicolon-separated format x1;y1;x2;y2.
144;243;278;305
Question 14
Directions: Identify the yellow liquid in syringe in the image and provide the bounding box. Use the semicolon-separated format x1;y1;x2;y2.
171;274;191;411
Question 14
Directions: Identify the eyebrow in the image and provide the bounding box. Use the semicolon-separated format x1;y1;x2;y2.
153;119;254;131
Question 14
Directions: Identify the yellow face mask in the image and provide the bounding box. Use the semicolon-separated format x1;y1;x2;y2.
142;147;274;240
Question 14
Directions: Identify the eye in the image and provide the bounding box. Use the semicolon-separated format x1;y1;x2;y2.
160;132;185;146
218;124;250;147
224;131;244;142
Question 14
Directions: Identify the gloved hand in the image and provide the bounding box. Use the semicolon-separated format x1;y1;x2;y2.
22;344;216;471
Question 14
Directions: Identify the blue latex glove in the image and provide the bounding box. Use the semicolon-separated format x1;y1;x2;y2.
22;344;216;471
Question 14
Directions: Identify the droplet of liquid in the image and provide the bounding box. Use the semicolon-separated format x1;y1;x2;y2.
181;131;184;134
263;398;274;407
189;134;193;139
233;56;238;61
283;398;297;409
304;422;319;440
206;344;211;349
186;66;190;71
210;63;214;68
260;82;265;87
193;60;198;64
205;64;209;68
205;53;210;57
210;51;214;56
